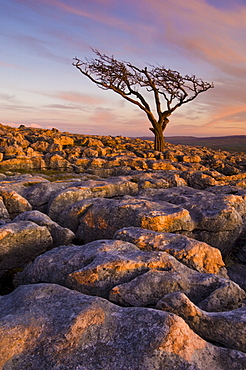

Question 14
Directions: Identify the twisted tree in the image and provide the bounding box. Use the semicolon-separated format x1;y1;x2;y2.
73;50;214;152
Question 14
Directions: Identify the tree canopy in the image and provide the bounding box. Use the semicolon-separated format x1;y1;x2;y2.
73;50;214;151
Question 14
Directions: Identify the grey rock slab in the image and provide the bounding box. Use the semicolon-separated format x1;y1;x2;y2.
23;181;78;213
138;186;245;256
156;292;246;352
109;267;245;311
15;239;245;312
14;210;75;247
0;283;245;370
75;197;194;244
15;239;187;299
0;221;53;276
14;239;141;287
114;227;227;275
57;198;104;233
47;177;138;221
65;247;190;299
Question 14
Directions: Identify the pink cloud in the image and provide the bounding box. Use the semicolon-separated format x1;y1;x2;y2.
0;61;30;71
139;0;246;77
55;91;106;105
49;0;131;32
204;104;246;127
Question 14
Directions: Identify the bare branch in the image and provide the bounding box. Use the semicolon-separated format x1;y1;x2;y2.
73;50;214;152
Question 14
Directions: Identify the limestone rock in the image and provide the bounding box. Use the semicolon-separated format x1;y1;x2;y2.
15;239;245;312
23;181;74;213
44;153;73;171
139;186;245;256
114;227;226;275
0;284;245;369
0;221;53;277
53;135;74;147
56;198;102;233
47;177;138;221
30;140;49;152
15;239;167;294
0;189;32;219
156;292;246;352
14;210;75;247
109;266;245;312
0;198;10;224
0;156;46;171
227;263;246;291
75;197;194;243
185;171;220;189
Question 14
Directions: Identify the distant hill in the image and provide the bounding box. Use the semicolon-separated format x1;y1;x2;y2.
137;135;246;153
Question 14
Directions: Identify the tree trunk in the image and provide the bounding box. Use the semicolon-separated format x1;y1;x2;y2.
154;129;165;152
149;116;169;152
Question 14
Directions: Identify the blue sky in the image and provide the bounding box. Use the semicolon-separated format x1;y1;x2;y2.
0;0;246;137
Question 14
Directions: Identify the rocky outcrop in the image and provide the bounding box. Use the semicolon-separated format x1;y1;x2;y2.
0;124;245;188
138;186;246;256
74;197;194;243
114;227;226;275
0;283;245;370
0;212;74;278
0;123;245;369
15;239;245;312
47;177;138;220
156;292;246;352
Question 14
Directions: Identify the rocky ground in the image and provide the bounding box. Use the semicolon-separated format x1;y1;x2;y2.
0;123;246;369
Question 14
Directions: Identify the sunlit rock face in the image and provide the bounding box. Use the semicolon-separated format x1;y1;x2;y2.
0;123;246;369
114;227;226;275
0;123;245;182
0;189;32;219
0;284;246;370
74;197;194;244
15;239;245;312
138;186;246;256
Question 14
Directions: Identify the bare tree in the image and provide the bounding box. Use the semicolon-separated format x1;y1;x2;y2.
73;50;214;152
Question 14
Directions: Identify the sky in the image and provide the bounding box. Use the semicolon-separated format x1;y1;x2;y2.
0;0;246;138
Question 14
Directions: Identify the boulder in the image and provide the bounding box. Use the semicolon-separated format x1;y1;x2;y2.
0;283;245;369
109;267;245;311
0;189;32;219
23;181;75;213
146;159;177;170
185;171;220;189
227;263;246;291
75;197;194;243
114;227;226;275
14;239;245;312
47;178;138;221
43;153;73;171
0;221;53;277
0;156;46;171
53;135;74;147
57;198;102;233
14;210;75;247
156;292;246;352
139;186;245;256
